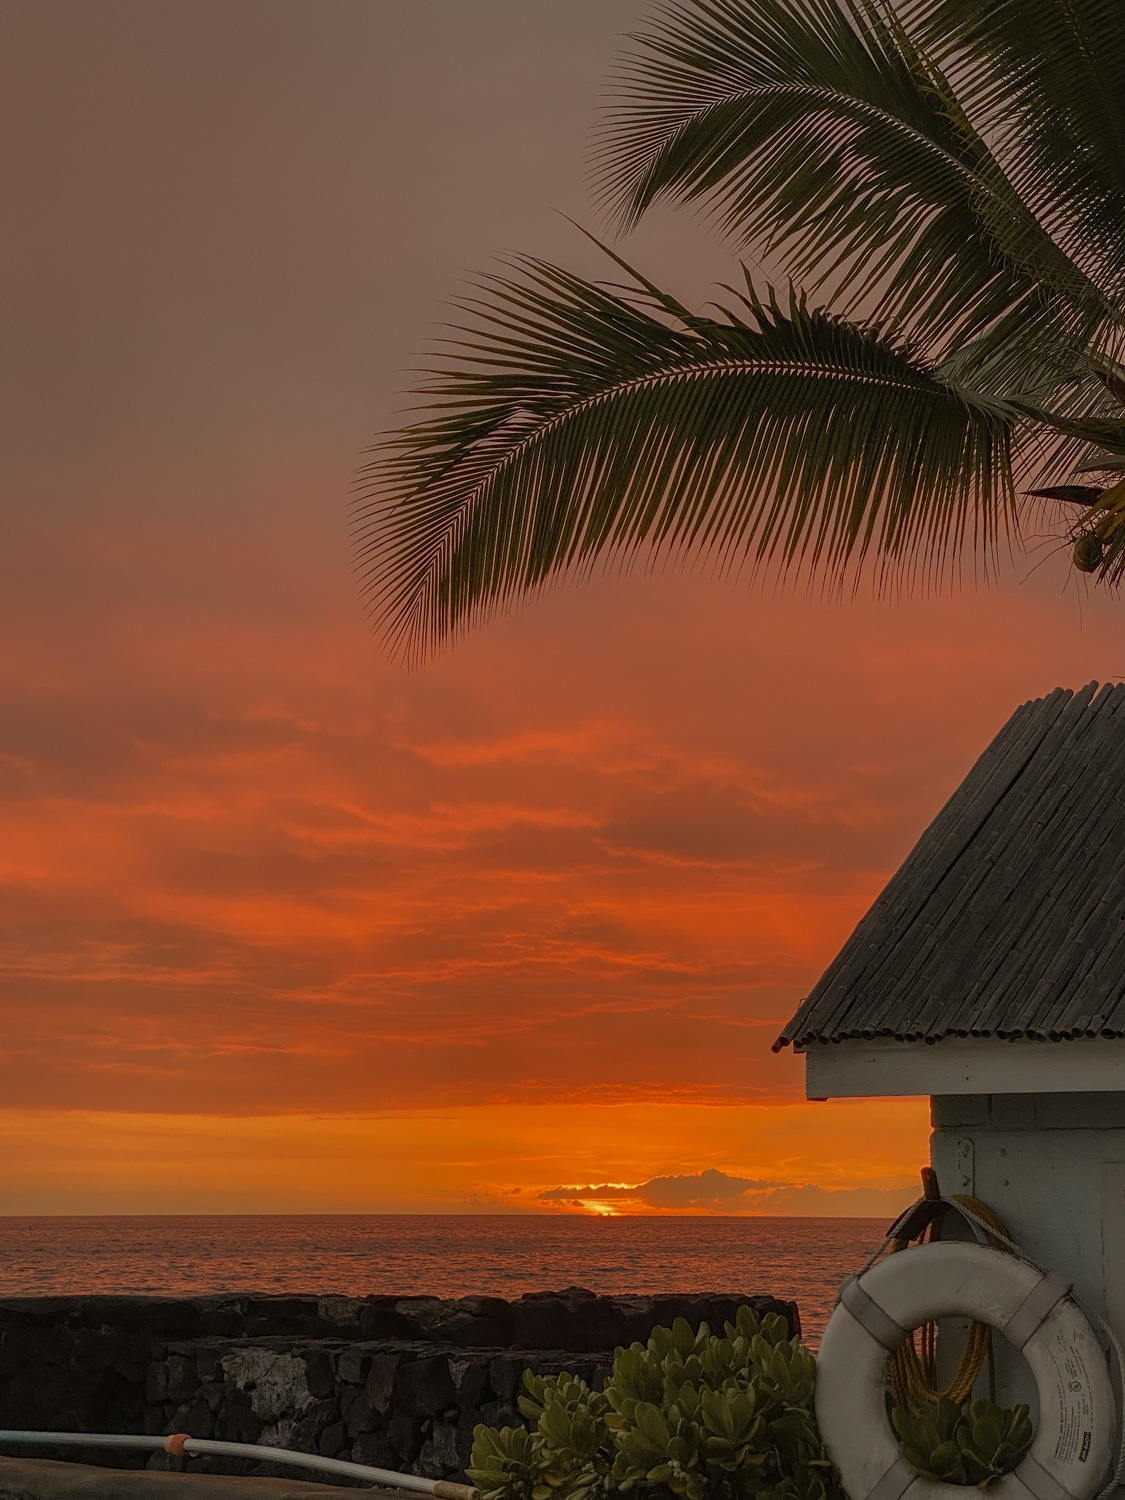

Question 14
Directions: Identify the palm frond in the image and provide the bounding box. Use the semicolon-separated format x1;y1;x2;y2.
355;259;1017;658
920;0;1125;309
592;0;1112;363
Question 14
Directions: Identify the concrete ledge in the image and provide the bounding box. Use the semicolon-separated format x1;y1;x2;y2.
0;1456;366;1498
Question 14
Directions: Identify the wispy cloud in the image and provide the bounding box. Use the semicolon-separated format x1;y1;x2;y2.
5;0;1124;1213
539;1168;915;1217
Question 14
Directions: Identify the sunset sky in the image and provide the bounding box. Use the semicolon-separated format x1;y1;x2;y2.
3;0;1123;1216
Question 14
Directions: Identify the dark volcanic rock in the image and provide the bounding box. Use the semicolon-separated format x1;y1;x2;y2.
450;1355;490;1410
513;1296;574;1352
335;1346;370;1386
487;1354;526;1404
395;1355;456;1418
317;1419;348;1459
0;1287;801;1482
461;1297;516;1338
353;1429;399;1469
365;1353;398;1414
215;1401;261;1444
340;1384;377;1437
304;1349;336;1401
438;1313;508;1348
291;1397;338;1454
387;1409;422;1463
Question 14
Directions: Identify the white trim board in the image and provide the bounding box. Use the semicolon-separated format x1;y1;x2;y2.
803;1035;1125;1098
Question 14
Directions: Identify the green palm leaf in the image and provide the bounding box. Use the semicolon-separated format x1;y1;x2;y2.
921;0;1125;306
592;0;1112;365
360;0;1125;650
356;258;1015;657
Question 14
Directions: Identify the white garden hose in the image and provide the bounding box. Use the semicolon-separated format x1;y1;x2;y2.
0;1429;479;1498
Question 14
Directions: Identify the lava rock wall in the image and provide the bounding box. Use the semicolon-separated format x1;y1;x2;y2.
0;1290;799;1487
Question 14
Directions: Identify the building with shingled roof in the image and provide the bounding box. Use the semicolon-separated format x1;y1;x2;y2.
776;681;1125;1355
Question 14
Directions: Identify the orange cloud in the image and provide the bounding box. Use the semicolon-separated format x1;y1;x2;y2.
537;1168;911;1217
2;518;1123;1150
8;1;1123;1219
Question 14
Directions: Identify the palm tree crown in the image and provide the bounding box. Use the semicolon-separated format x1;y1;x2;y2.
356;0;1125;658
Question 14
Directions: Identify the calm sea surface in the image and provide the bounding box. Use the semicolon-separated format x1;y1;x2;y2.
0;1216;883;1341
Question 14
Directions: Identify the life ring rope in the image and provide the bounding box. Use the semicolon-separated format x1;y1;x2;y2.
887;1192;1008;1409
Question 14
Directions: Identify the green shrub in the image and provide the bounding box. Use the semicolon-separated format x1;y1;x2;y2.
468;1306;841;1500
468;1306;1036;1500
892;1396;1032;1489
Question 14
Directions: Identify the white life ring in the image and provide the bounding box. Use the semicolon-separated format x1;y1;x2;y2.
816;1242;1114;1500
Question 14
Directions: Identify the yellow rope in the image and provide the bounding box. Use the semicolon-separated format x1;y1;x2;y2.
888;1194;1009;1410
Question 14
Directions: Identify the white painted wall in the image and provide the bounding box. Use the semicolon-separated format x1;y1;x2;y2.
797;1044;1125;1411
931;1092;1125;1406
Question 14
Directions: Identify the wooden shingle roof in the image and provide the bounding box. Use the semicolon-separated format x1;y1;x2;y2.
775;682;1125;1052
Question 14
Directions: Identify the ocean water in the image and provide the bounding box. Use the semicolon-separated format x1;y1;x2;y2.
0;1215;884;1341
